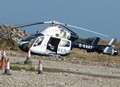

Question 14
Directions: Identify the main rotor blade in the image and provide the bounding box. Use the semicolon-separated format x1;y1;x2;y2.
14;22;44;28
12;20;109;38
52;21;109;38
67;24;109;38
14;21;53;28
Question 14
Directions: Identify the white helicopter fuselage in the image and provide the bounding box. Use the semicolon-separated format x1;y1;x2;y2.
28;25;72;55
29;35;71;55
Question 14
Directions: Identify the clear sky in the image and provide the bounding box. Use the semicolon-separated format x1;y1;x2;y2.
0;0;120;39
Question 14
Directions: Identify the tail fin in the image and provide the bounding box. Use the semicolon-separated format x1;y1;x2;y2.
103;38;117;55
108;38;117;45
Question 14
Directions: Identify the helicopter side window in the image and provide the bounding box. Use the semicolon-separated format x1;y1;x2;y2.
33;37;44;46
59;40;70;47
65;41;70;47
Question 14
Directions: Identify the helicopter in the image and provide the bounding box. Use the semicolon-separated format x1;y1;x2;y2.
15;20;118;56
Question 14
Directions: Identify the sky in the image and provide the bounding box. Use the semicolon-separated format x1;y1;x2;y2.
0;0;120;39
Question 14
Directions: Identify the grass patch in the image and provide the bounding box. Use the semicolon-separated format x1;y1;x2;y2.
11;63;35;71
68;49;120;65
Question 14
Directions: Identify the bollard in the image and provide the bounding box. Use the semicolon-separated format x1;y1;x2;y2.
0;49;2;59
24;50;32;64
3;58;11;75
38;60;43;74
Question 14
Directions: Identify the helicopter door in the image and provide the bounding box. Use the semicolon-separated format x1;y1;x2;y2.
57;39;71;55
47;37;60;53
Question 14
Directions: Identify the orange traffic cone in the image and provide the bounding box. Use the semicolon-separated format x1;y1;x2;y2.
0;57;6;70
3;58;11;75
38;60;43;74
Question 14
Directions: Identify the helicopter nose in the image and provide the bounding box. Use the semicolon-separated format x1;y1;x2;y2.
19;43;29;51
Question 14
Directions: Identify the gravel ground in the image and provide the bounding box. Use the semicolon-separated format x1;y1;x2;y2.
0;54;120;87
0;71;120;87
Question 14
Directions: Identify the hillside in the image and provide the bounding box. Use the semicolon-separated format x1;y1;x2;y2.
0;25;27;50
